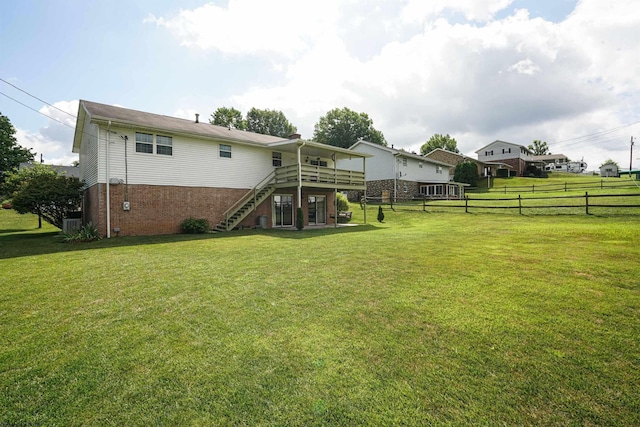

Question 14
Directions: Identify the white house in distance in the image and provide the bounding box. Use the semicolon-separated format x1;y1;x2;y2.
476;140;545;177
338;140;465;201
72;100;369;237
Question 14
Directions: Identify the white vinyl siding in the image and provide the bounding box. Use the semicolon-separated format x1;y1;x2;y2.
100;125;273;188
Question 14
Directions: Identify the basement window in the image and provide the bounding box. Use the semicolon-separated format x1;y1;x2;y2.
135;132;153;154
156;135;173;156
220;144;232;158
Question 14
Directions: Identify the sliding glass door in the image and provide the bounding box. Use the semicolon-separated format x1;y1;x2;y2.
308;195;326;225
273;195;294;227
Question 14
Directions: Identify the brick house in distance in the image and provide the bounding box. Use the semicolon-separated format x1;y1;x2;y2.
475;140;544;177
424;148;512;179
72;100;369;237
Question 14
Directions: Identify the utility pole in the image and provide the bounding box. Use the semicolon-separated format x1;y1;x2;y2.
631;136;634;171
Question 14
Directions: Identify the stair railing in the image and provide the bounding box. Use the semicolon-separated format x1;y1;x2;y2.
223;170;276;230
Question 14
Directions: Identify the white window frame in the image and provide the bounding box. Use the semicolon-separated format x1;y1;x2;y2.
220;144;232;159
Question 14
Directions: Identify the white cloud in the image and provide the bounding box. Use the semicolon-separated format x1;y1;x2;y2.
145;0;342;58
401;0;513;23
159;0;640;170
15;100;79;166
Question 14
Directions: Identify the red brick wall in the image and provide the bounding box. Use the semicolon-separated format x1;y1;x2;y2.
83;184;337;236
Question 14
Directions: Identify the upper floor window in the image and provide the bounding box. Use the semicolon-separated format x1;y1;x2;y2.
135;132;173;156
272;152;282;167
220;144;232;158
402;157;408;167
135;132;153;154
436;166;443;174
156;135;173;156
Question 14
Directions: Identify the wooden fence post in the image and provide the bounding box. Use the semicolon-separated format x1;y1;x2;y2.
564;182;567;192
518;194;522;215
504;185;507;194
585;191;589;215
423;197;426;212
465;195;469;213
532;185;535;193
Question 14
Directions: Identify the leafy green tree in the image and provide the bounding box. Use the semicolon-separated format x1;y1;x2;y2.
3;164;83;229
246;108;297;137
528;140;549;155
1;112;35;189
210;107;246;130
453;161;479;186
420;134;459;155
313;107;386;149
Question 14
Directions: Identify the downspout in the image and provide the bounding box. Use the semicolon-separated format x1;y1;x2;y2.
297;141;305;209
106;121;111;238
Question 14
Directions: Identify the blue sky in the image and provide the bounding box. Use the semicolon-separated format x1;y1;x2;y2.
1;0;638;170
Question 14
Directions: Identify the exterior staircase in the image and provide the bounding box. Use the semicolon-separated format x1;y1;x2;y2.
214;173;275;232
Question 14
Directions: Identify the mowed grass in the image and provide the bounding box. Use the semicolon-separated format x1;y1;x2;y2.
1;206;639;426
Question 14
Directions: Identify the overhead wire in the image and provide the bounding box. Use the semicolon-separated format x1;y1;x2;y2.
0;77;77;119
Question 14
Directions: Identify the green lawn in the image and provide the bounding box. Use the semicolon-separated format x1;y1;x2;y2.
1;206;639;426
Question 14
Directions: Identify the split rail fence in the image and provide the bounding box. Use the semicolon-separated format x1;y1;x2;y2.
368;192;640;215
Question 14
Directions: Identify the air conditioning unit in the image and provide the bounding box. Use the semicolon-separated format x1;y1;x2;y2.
63;218;82;234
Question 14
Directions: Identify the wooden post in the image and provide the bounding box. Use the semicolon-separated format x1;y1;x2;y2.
465;195;469;213
423;196;426;212
518;194;522;215
504;185;507;194
532;185;535;194
564;182;567;192
585;191;589;215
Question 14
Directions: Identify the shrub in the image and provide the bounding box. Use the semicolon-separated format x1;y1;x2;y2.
377;206;385;222
296;207;304;230
180;217;210;234
336;192;349;211
1;202;11;209
63;222;101;243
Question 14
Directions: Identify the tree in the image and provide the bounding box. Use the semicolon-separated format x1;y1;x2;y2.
1;112;35;189
453;161;479;187
420;134;459;155
3;164;83;229
313;107;386;149
210;107;246;130
528;140;549;155
246;108;297;137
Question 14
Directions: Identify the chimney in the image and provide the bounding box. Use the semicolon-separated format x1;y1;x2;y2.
195;113;200;123
288;133;301;140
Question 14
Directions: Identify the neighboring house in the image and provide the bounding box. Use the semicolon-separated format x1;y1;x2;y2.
599;161;619;177
338;140;465;201
424;148;512;179
475;140;545;177
19;162;80;178
71;100;369;237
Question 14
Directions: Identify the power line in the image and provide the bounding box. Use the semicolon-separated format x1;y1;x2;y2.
0;91;76;131
0;77;77;119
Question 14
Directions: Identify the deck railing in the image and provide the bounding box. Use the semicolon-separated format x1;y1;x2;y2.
274;164;365;187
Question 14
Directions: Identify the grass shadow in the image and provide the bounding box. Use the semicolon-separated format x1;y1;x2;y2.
0;223;380;260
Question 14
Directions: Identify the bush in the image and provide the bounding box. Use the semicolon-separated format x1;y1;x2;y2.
296;207;304;230
336;192;349;211
180;217;210;234
63;222;100;243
